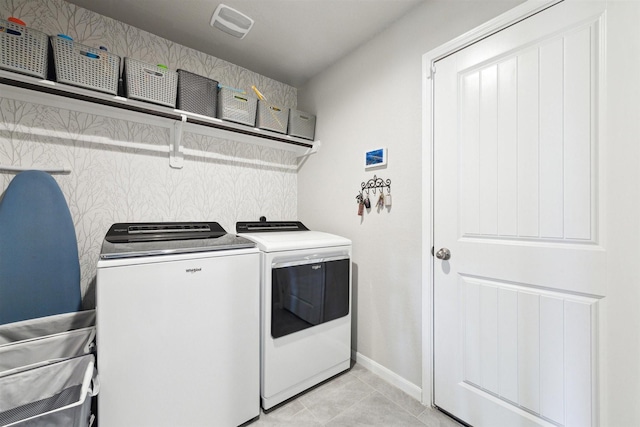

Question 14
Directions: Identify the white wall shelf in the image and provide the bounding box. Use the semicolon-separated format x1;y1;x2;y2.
0;70;319;168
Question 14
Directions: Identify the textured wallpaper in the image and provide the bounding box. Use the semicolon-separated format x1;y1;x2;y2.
0;0;299;308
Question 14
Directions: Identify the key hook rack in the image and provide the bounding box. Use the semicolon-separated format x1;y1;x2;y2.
355;175;391;202
363;175;391;193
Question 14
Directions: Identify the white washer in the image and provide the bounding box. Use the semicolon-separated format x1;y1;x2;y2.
96;222;260;427
236;221;352;410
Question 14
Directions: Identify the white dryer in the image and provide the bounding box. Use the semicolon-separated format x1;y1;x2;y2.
96;222;260;427
236;221;352;410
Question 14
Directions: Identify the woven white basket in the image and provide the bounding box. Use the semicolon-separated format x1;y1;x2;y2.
0;19;48;79
124;58;178;107
51;36;120;95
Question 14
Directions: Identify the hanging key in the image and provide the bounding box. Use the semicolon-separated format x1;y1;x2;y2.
384;191;392;206
356;193;364;216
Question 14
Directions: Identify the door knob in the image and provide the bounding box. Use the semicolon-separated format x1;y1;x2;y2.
435;248;451;260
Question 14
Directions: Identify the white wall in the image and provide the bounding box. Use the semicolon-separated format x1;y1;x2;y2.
297;0;524;389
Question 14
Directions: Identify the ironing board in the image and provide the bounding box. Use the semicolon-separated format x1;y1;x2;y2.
0;170;81;325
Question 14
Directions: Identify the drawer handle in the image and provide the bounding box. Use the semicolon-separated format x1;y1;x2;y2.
80;50;100;60
1;27;22;36
143;68;164;77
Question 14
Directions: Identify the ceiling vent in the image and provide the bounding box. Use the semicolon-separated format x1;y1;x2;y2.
210;4;254;39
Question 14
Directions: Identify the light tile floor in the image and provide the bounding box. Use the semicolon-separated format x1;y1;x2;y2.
251;362;462;426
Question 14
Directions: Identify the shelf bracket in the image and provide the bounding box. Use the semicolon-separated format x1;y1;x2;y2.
170;114;187;169
297;140;321;159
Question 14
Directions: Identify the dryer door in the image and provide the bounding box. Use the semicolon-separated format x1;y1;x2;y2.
271;257;349;338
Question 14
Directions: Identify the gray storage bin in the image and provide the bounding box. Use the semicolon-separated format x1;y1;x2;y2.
124;58;178;107
288;109;316;140
256;100;289;134
0;19;48;79
0;327;95;376
0;310;95;346
217;87;257;126
0;354;96;427
50;36;120;95
0;310;96;377
176;70;218;117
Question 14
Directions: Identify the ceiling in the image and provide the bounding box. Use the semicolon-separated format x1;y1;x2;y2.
65;0;425;88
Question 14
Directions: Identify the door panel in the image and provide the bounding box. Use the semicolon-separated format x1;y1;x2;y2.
433;1;606;426
539;38;564;239
497;57;518;237
459;275;597;425
458;27;596;244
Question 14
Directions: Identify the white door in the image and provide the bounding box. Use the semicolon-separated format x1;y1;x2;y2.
433;1;606;426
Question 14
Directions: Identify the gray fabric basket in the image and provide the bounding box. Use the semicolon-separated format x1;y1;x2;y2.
217;87;257;126
0;327;95;377
256;100;289;134
0;354;96;427
0;310;95;346
176;70;218;117
288;109;316;140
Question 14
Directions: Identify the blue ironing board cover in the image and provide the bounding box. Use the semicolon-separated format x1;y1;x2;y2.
0;170;81;325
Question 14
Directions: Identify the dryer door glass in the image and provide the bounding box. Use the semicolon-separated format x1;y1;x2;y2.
271;258;349;338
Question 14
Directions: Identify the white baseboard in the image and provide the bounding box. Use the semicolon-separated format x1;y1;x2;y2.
351;350;422;402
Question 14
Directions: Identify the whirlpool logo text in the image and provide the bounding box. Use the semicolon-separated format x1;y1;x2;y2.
185;268;202;274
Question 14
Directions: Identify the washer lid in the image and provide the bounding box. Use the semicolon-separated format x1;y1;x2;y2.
100;234;256;259
239;230;351;252
100;222;256;259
